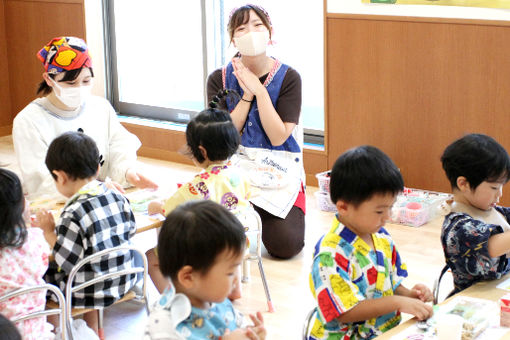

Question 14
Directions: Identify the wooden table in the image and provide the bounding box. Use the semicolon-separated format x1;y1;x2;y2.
33;193;164;262
375;275;510;339
30;190;164;234
133;212;163;234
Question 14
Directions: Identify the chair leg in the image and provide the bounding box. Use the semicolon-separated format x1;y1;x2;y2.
98;309;105;340
257;258;274;312
242;258;251;283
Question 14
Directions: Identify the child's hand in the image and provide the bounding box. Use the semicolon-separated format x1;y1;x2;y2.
147;201;164;215
248;312;266;340
222;328;261;340
35;209;55;234
35;209;58;248
411;284;433;302
397;296;433;320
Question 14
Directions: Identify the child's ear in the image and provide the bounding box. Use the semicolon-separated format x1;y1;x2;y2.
198;145;208;161
52;170;68;184
176;265;195;289
336;200;350;216
456;176;471;192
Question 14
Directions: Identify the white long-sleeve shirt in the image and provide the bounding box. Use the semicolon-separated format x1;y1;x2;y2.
12;96;141;199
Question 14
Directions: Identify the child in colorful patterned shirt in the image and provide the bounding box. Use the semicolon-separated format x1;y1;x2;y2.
309;146;433;340
35;131;137;334
147;90;253;299
441;133;510;294
144;200;265;340
0;169;53;339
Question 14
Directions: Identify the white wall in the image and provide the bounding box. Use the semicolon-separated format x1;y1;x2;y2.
327;0;510;20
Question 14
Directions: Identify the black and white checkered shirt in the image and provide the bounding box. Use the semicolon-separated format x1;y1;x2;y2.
45;180;137;308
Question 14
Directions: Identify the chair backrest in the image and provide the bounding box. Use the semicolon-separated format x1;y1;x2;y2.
0;283;66;339
433;264;451;304
64;245;148;339
235;206;263;257
302;307;317;340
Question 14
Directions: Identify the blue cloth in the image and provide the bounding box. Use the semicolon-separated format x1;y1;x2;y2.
224;60;301;153
144;285;244;340
441;206;510;293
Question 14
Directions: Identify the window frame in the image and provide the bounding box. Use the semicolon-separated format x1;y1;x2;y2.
103;0;324;143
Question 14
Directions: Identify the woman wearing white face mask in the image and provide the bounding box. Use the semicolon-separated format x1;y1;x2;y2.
207;5;305;259
12;36;158;199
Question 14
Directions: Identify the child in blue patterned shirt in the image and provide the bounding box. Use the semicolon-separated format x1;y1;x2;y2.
441;133;510;293
144;200;265;340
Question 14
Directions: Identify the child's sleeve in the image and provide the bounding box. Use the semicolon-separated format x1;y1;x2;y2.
309;241;365;323
444;214;506;275
53;211;86;275
162;184;193;216
389;242;408;290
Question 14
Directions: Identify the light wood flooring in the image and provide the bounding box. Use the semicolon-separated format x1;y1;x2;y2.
0;135;450;340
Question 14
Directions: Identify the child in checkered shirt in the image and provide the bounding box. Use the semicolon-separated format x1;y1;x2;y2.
309;146;433;340
35;131;138;334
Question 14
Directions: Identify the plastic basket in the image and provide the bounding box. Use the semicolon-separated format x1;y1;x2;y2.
315;171;331;193
314;190;336;212
390;188;451;227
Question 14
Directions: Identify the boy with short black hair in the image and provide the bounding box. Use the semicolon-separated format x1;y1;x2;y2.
145;200;265;340
441;133;510;293
309;145;433;339
36;131;137;333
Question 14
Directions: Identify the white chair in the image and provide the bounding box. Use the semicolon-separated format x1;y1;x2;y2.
61;245;149;340
302;307;317;340
238;207;274;312
0;283;66;339
433;264;453;304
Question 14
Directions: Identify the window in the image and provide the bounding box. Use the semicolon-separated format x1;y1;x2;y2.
105;0;324;144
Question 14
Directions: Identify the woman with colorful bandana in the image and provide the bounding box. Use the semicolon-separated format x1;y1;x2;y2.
207;5;305;259
12;36;157;199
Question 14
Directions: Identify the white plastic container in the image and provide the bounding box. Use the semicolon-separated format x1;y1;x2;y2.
437;314;463;340
315;171;331;193
390;188;451;227
314;190;336;212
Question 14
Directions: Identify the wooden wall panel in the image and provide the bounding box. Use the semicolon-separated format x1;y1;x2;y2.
121;123;194;166
326;16;510;204
4;0;85;119
122;122;328;186
0;0;13;135
304;150;328;186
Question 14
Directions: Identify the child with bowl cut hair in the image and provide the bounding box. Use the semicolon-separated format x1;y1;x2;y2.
441;133;510;293
144;200;265;340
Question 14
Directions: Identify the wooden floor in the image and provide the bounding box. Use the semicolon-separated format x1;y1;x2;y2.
0;135;450;340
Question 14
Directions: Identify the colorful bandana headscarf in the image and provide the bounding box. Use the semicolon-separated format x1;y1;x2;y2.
37;37;92;74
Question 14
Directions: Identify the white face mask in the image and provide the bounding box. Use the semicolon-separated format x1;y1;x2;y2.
50;78;92;108
233;31;270;57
